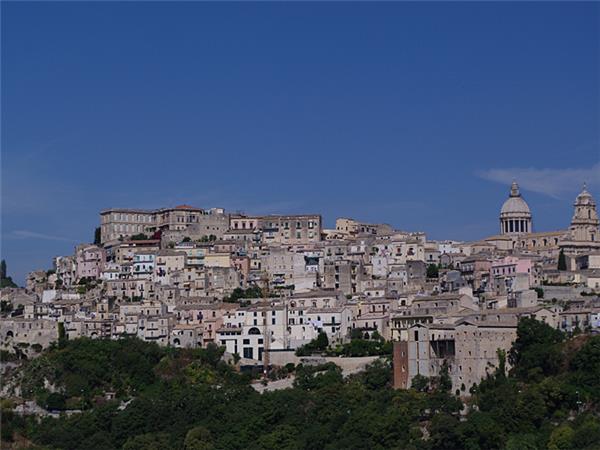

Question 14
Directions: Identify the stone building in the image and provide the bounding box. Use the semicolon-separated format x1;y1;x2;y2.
229;214;322;244
335;218;394;238
1;318;58;352
100;205;226;244
398;320;517;392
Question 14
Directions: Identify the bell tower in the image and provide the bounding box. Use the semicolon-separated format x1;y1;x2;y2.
569;183;599;242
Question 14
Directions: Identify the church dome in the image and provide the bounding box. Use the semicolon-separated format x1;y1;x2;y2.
500;182;531;217
499;181;532;235
501;196;531;215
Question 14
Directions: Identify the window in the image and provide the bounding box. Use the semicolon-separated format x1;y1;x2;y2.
243;348;253;359
243;339;250;344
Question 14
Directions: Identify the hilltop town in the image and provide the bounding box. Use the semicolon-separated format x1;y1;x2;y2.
1;182;599;392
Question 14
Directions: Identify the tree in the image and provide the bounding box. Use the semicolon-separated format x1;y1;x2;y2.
257;425;297;450
315;332;329;350
350;328;364;340
558;249;567;271
295;332;330;356
427;263;439;278
509;318;564;380
184;426;215;450
411;374;429;392
45;392;66;411
0;260;17;288
123;433;172;450
505;434;539;450
548;424;574;450
428;413;462;450
438;360;452;393
93;227;102;245
496;349;507;378
58;322;67;348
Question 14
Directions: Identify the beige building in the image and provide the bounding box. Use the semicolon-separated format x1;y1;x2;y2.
399;319;517;392
262;247;320;292
1;318;58;353
154;250;187;284
108;239;161;265
335;217;394;238
204;253;232;268
100;205;226;243
230;214;322;244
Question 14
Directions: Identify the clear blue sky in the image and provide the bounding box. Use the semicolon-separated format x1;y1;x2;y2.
2;2;599;285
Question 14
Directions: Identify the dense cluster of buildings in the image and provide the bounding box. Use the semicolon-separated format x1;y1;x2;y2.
2;183;599;392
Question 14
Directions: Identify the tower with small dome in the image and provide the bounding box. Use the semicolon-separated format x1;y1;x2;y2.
499;181;532;235
569;183;599;243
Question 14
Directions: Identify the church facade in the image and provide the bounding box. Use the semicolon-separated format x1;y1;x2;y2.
483;182;599;259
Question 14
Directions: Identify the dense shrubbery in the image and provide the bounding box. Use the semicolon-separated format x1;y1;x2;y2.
330;330;393;357
20;338;165;407
3;319;600;449
296;330;392;357
295;332;329;356
223;286;264;304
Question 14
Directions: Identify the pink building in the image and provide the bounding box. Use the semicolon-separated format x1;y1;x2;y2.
75;244;106;280
491;256;532;278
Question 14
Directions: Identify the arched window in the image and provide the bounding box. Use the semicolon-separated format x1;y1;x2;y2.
248;327;261;335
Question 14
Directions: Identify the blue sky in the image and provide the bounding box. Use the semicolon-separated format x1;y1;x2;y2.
2;2;599;284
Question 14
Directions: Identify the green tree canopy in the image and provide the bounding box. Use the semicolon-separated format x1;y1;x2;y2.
427;263;439;278
558;249;567;271
508;317;564;380
93;227;102;245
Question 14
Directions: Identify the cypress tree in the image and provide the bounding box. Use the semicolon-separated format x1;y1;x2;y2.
558;249;567;271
